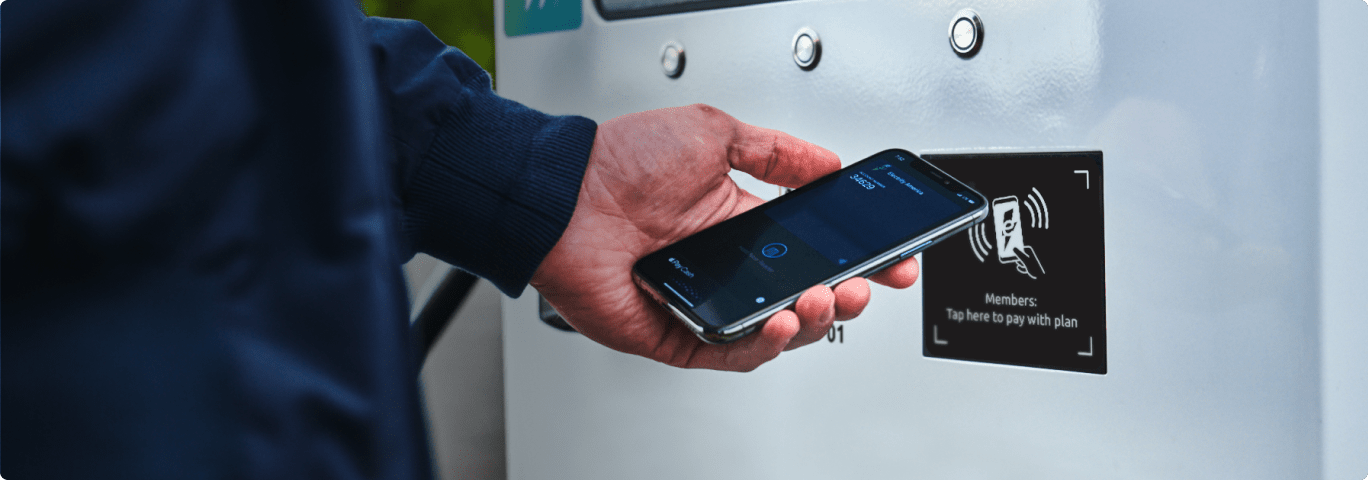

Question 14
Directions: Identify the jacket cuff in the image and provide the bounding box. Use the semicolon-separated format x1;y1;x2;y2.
403;103;596;297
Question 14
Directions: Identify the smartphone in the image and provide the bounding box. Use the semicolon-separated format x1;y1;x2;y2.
631;149;989;344
992;196;1025;263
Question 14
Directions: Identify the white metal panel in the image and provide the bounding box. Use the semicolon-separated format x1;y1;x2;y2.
495;1;1362;478
1318;1;1368;479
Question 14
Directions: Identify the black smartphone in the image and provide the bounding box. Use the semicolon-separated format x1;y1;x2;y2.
632;149;989;344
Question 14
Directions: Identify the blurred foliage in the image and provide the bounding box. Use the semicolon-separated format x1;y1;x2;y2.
363;0;497;85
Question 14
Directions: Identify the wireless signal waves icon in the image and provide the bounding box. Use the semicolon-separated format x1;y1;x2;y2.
968;222;992;262
1023;187;1049;229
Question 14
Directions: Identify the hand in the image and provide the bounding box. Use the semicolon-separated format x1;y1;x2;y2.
1012;245;1045;279
530;105;919;372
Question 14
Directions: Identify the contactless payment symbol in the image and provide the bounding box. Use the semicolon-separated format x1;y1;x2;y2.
969;189;1050;280
761;243;788;258
505;0;581;37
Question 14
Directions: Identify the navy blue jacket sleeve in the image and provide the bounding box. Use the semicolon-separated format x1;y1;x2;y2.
365;17;596;296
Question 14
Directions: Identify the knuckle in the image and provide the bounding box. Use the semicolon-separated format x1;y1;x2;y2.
689;103;734;133
688;103;721;117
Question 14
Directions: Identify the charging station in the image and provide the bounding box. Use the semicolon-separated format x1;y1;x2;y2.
490;1;1368;477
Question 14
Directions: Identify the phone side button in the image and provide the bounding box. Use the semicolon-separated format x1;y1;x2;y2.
901;242;932;259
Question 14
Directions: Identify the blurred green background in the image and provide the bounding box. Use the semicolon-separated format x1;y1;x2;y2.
363;0;498;85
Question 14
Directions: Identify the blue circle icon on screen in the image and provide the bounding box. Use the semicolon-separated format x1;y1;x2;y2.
761;243;788;258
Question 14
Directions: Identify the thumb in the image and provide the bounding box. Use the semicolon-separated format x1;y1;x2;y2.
723;116;840;188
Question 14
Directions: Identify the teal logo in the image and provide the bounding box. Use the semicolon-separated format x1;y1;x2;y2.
505;0;581;37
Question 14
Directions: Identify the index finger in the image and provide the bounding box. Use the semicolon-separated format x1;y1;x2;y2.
868;256;919;289
726;121;840;189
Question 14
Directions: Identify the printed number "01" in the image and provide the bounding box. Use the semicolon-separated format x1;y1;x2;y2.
826;324;844;343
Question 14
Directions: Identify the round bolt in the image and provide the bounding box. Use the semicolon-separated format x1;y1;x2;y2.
792;27;821;70
661;41;685;78
949;9;983;58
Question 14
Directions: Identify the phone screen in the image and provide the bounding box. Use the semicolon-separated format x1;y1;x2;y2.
992;196;1025;263
636;149;984;331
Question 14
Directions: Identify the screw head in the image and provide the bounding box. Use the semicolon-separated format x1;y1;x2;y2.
949;9;983;57
661;41;685;78
792;27;821;70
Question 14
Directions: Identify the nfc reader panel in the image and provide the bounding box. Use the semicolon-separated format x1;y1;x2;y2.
922;152;1106;374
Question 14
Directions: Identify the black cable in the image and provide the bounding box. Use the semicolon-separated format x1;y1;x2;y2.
411;268;480;363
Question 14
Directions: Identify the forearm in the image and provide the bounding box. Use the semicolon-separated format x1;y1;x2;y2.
365;16;596;295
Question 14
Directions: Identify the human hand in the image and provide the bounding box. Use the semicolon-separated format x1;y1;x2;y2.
1012;245;1045;279
530;104;919;372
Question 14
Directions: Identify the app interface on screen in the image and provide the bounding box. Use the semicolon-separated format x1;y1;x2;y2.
765;159;962;266
646;152;972;327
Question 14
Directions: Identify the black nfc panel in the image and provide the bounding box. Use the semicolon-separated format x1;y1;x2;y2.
922;152;1106;374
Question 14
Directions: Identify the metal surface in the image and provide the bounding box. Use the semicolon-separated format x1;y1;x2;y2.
493;0;1368;478
1317;2;1368;479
